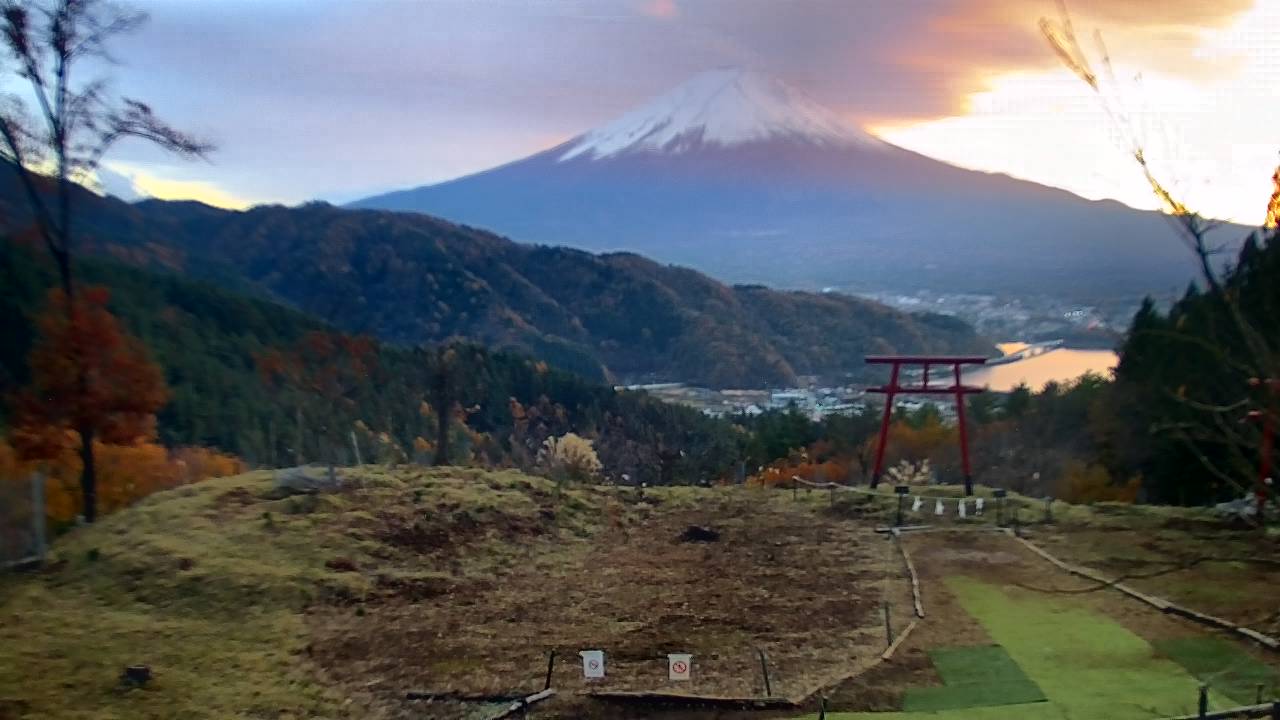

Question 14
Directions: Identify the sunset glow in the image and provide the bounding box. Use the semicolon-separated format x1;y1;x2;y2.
874;0;1280;225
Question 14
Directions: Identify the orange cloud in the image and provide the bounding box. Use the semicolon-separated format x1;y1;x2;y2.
640;0;678;20
873;0;1280;224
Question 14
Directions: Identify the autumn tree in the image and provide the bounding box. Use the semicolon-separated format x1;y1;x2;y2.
538;432;602;483
256;332;377;477
10;286;167;521
0;0;211;300
415;344;485;467
1;0;208;522
1042;4;1280;505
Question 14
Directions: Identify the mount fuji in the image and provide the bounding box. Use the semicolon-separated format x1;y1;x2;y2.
353;69;1227;298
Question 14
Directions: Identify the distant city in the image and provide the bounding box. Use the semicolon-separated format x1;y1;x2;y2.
846;288;1157;349
620;379;962;422
625;288;1145;421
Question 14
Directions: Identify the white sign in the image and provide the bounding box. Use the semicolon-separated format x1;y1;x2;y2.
911;496;923;512
975;497;985;514
668;653;692;681
580;650;605;679
958;500;967;518
934;499;944;516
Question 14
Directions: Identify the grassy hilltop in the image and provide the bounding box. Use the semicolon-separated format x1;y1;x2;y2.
0;467;1277;720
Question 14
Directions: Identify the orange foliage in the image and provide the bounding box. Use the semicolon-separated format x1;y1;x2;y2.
10;287;168;460
750;458;851;488
876;418;956;465
1265;163;1279;230
1057;461;1140;504
0;438;244;523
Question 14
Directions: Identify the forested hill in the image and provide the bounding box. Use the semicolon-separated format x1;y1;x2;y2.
0;242;740;485
0;173;992;387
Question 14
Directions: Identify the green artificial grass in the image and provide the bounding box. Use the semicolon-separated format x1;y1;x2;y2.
1155;637;1278;706
903;645;1046;711
806;577;1236;719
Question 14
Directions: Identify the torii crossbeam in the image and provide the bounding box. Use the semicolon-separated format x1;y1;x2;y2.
865;355;987;496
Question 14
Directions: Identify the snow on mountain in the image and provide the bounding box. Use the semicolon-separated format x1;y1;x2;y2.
558;68;882;161
351;68;1236;299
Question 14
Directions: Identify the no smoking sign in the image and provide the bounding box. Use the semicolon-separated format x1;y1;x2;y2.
668;653;692;681
579;650;605;679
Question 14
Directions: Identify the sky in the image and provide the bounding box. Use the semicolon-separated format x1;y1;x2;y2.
73;0;1279;225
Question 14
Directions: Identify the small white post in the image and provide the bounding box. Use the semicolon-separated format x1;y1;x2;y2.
350;430;363;466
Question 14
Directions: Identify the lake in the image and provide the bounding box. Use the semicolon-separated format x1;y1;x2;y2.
963;342;1119;392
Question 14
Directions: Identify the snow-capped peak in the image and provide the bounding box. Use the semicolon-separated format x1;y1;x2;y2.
558;68;879;162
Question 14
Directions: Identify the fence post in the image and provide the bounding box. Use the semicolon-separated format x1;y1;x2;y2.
1197;685;1208;718
1270;699;1278;720
895;485;909;527
543;650;556;690
1043;496;1053;524
883;600;894;647
31;471;46;562
793;476;798;501
818;696;828;720
350;430;363;466
756;648;773;697
994;489;1007;528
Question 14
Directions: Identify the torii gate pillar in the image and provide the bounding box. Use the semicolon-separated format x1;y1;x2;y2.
866;355;987;496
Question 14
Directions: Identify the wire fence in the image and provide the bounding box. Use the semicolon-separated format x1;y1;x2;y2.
789;476;1054;528
0;472;45;569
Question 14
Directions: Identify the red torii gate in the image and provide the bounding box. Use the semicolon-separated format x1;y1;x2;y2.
866;355;987;496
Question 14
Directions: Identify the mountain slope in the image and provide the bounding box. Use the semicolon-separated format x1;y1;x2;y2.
0;171;991;387
0;241;744;484
353;68;1237;299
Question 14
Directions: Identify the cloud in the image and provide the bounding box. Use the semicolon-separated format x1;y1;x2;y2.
101;162;252;210
640;0;679;20
875;0;1280;224
92;0;1267;213
94;165;147;202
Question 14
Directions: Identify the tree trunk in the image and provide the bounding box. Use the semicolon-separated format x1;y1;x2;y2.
79;424;97;523
432;357;452;466
295;405;304;466
434;400;451;466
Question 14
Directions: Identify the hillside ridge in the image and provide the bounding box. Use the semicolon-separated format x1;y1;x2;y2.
0;171;992;387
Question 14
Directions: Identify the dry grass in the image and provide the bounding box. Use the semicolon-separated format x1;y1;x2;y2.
0;468;1274;720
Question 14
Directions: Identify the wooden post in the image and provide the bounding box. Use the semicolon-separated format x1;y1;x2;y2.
756;648;773;697
1271;699;1279;720
31;472;46;561
350;430;363;466
1198;685;1208;718
883;600;894;647
895;485;909;527
829;484;835;507
793;477;798;501
995;489;1007;528
1044;496;1053;524
544;650;556;691
818;696;828;720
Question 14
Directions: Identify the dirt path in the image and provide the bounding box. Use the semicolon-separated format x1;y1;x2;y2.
308;489;913;719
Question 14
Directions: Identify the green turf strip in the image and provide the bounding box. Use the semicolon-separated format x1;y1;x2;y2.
1155;637;1278;706
903;645;1046;711
801;577;1234;719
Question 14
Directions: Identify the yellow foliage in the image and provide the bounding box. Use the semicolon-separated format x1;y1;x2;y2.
537;432;601;482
